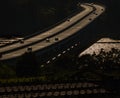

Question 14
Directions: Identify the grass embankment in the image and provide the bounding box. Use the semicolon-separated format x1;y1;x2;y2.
0;48;120;85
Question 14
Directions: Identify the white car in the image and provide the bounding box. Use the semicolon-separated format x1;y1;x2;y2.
46;38;50;42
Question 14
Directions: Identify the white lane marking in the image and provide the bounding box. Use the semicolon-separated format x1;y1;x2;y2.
75;44;78;46
71;46;74;48
67;48;70;51
46;60;50;64
52;57;56;60
62;51;66;54
41;65;44;68
57;54;61;57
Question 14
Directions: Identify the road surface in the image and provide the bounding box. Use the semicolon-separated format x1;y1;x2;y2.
0;3;105;61
0;4;93;54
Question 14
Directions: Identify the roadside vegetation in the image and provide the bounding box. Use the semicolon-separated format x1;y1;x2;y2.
0;48;120;86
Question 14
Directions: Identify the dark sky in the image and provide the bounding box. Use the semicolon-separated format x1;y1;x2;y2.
0;0;120;37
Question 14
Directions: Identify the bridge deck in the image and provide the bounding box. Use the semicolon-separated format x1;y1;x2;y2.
0;3;105;61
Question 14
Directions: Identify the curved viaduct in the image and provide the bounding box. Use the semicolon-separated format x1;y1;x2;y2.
0;3;105;61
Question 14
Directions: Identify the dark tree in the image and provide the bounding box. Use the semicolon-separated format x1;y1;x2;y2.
16;52;39;77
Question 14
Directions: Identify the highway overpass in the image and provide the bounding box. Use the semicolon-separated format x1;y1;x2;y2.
0;3;105;61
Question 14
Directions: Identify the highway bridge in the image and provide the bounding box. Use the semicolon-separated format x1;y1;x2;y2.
0;3;105;61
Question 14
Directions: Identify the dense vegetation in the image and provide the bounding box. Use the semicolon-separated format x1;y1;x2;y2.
0;48;120;94
0;48;120;83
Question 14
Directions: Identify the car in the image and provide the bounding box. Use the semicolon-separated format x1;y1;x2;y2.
19;39;24;44
46;38;50;42
55;37;59;41
67;18;70;21
89;18;92;21
27;47;32;52
93;12;98;15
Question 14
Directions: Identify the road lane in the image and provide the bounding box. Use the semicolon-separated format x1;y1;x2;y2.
0;4;93;54
0;4;105;61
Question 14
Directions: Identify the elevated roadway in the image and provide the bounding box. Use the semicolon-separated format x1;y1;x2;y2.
0;4;93;54
0;3;105;61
